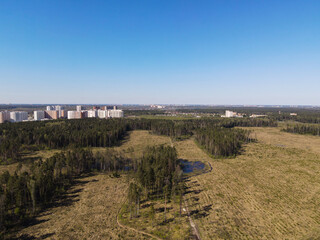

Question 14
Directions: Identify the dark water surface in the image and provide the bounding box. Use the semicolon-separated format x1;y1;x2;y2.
180;160;205;173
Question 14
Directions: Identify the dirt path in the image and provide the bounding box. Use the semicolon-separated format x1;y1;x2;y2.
116;198;162;240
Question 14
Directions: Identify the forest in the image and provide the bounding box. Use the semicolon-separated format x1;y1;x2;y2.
195;127;251;157
0;117;276;164
127;146;184;220
0;148;131;231
283;123;320;136
0;117;267;234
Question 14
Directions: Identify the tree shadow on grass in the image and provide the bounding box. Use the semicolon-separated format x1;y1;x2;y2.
11;232;55;240
190;204;213;219
11;173;97;239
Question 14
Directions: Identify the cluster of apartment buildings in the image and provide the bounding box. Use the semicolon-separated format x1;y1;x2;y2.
34;105;124;121
0;105;124;124
0;111;29;123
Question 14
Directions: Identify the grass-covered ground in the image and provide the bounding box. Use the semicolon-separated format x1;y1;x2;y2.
13;130;173;239
183;127;320;239
10;127;320;239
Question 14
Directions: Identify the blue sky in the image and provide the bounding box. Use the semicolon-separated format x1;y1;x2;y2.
0;0;319;105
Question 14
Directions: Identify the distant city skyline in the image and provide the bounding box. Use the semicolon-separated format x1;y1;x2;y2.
1;0;319;105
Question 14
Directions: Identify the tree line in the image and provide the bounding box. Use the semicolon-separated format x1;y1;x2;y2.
0;148;132;232
283;124;320;136
0;117;274;164
195;127;251;157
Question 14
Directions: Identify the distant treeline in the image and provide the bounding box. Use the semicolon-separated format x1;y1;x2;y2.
273;114;320;124
0;148;130;232
0;118;276;164
283;124;320;136
0;117;265;233
0;119;129;164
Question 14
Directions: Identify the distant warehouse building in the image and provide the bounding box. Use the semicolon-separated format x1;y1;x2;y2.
10;111;28;122
34;111;45;121
0;111;10;123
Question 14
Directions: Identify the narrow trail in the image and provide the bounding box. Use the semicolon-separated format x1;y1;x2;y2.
116;196;162;240
173;138;213;240
183;197;201;240
182;158;212;240
116;137;213;240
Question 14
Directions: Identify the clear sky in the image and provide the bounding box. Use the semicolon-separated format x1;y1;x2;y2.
0;0;319;105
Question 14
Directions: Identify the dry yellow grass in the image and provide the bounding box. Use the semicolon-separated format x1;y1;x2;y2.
11;128;320;239
13;130;172;240
179;130;320;239
244;127;320;155
14;174;148;239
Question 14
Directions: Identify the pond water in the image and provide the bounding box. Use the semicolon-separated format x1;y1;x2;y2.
180;160;205;173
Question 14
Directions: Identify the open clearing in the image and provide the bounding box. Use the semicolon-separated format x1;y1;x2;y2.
13;130;171;240
12;128;320;239
15;174;148;240
182;128;320;239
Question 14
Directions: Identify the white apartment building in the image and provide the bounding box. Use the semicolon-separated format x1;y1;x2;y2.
76;105;82;111
109;109;124;118
10;111;28;122
87;110;98;118
46;106;53;111
225;110;236;118
98;109;109;119
34;111;45;121
67;111;82;119
0;111;10;123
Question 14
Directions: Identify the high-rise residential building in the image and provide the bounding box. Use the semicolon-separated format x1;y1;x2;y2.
10;111;28;122
34;111;45;121
45;110;59;119
225;110;236;118
87;110;98;118
76;105;82;111
109;109;124;118
60;110;66;118
46;106;53;111
98;109;108;118
0;111;10;123
68;111;82;119
54;106;65;118
81;111;87;119
55;105;63;111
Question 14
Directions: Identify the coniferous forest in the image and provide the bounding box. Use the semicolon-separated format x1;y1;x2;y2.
283;123;320;136
0;117;264;233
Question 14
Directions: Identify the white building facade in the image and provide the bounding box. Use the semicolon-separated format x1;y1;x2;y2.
0;111;10;123
109;109;124;118
10;111;28;122
34;111;45;121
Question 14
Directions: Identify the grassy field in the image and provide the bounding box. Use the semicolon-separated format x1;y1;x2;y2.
11;128;320;239
14;174;148;240
13;130;172;240
181;128;320;239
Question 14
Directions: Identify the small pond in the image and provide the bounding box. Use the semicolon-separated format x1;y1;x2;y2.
180;160;205;173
